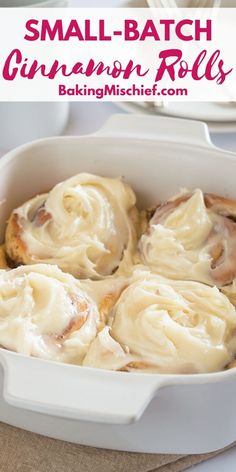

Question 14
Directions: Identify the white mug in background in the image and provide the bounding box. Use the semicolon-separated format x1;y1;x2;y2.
0;0;70;151
0;102;70;151
0;98;70;152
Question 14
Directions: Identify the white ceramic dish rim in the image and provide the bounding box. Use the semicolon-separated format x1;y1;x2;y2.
0;114;236;426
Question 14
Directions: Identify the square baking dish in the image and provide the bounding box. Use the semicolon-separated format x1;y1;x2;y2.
0;114;235;454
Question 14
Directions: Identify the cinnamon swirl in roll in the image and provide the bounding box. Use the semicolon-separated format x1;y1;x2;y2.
0;264;100;364
5;173;138;279
84;271;236;373
139;189;236;287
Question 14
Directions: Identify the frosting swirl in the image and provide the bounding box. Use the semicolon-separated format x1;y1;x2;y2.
84;271;236;373
139;189;236;286
7;173;137;279
0;264;100;363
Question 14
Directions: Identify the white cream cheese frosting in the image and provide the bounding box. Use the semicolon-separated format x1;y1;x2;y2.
83;325;134;371
0;264;100;363
139;189;236;286
84;271;236;373
4;183;236;374
14;173;137;279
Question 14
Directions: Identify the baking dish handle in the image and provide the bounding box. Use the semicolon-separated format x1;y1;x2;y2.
95;114;213;149
0;350;166;424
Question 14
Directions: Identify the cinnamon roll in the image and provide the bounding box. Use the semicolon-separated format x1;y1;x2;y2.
139;189;236;287
227;359;236;369
5;173;138;279
84;271;236;373
0;264;100;364
0;245;8;269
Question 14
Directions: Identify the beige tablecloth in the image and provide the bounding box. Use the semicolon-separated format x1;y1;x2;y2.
0;422;235;472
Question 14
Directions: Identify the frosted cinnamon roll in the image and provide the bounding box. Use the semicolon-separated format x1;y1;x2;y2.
0;264;100;364
5;173;138;279
84;271;236;373
139;189;236;287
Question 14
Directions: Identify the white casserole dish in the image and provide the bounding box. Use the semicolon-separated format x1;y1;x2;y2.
0;114;235;454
